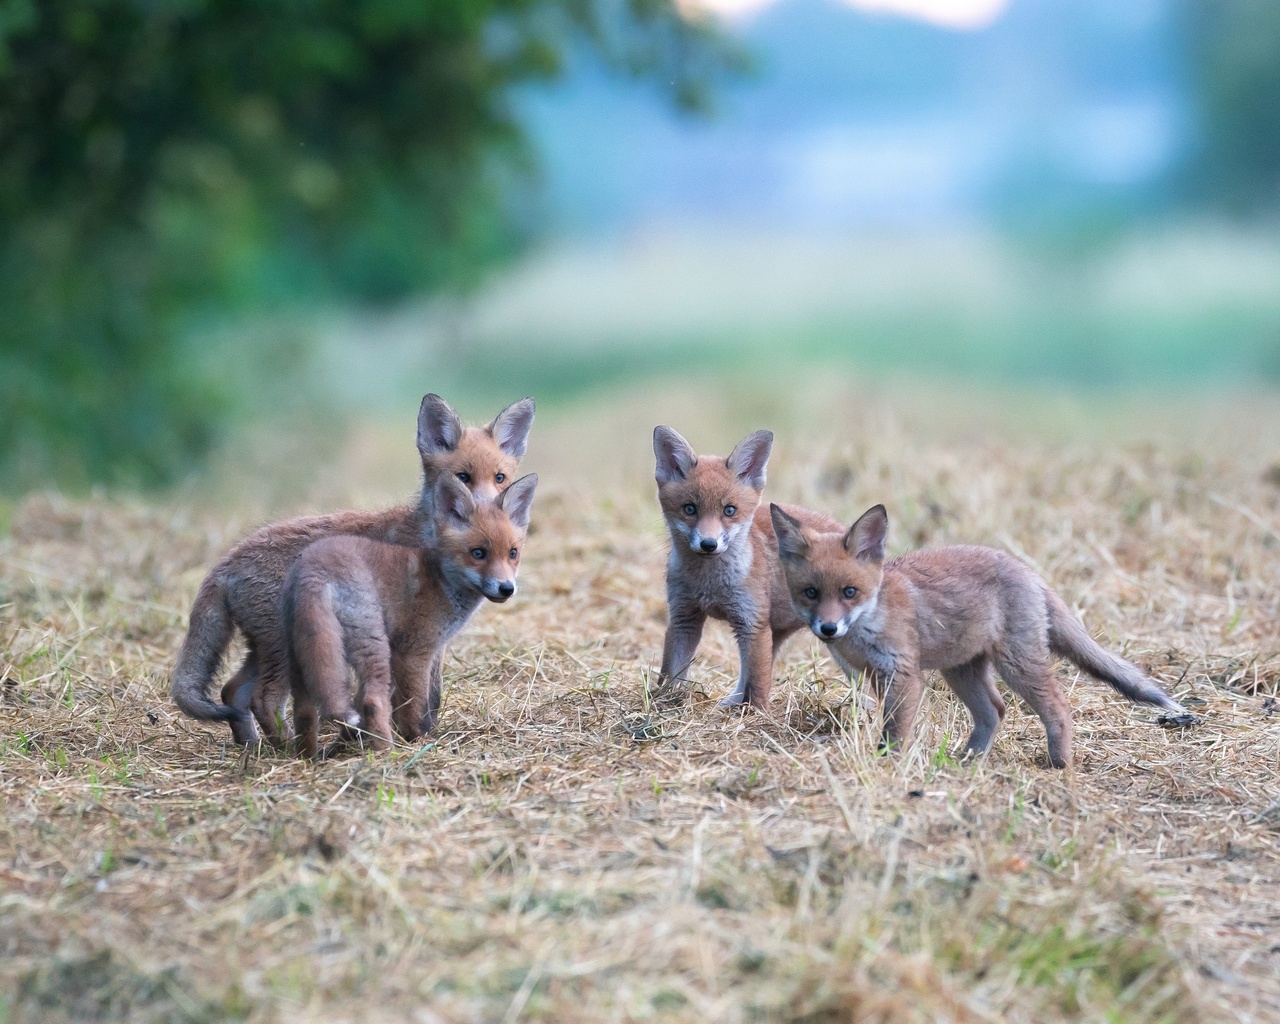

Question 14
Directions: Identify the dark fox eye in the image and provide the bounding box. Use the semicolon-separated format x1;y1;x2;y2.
509;547;518;559
470;547;486;560
803;586;818;599
457;471;472;484
843;586;857;599
495;473;505;484
682;503;697;516
724;504;737;517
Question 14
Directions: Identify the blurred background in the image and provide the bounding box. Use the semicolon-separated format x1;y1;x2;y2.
2;0;1279;494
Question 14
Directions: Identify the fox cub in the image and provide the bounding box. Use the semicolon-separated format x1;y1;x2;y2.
653;426;842;708
171;393;535;746
771;503;1196;768
282;473;538;758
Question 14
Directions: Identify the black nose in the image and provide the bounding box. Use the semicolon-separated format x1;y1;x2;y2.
699;538;718;552
820;622;838;637
497;581;515;598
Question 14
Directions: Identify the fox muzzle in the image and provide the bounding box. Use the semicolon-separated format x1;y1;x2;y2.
483;578;517;602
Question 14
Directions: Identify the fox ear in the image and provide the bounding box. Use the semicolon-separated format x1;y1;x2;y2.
418;394;464;458
845;504;888;562
497;473;538;530
653;426;697;484
487;397;536;459
726;430;773;490
434;474;477;528
770;504;809;560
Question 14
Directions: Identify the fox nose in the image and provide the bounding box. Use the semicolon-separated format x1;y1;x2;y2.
699;538;718;552
819;622;838;638
497;581;515;599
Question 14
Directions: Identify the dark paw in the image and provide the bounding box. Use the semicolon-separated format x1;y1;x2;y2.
1157;712;1201;728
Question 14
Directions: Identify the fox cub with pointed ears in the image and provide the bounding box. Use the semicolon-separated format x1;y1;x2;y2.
771;503;1196;768
284;473;538;758
653;426;843;709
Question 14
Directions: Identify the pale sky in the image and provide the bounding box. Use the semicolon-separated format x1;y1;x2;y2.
684;0;1011;31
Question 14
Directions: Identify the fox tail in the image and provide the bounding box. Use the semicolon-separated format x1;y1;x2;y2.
1045;588;1190;716
171;576;256;738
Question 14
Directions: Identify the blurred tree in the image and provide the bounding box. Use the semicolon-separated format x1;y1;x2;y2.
0;0;738;488
1181;0;1280;214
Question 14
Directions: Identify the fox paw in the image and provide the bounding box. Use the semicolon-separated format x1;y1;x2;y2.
717;693;748;710
1157;712;1201;728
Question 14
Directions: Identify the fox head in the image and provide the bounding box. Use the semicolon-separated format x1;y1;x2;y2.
417;394;536;504
653;426;773;557
771;503;889;640
433;472;538;603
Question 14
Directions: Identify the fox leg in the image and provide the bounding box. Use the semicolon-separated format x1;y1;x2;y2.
994;653;1074;769
251;649;294;749
941;655;1006;756
418;649;445;736
879;668;926;754
391;650;435;742
220;651;262;746
723;623;774;709
347;631;394;751
658;605;706;693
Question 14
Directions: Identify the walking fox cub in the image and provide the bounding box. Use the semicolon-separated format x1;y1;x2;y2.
771;503;1196;768
283;473;538;758
653;426;843;708
171;393;534;746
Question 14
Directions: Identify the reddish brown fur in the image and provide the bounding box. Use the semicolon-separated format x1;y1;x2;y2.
284;474;537;758
171;395;535;745
772;504;1192;768
653;426;842;709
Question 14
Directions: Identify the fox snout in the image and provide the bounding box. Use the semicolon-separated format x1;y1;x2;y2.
694;532;726;555
811;617;847;641
483;578;517;602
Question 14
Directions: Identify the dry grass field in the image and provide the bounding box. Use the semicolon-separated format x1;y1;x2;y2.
3;374;1280;1023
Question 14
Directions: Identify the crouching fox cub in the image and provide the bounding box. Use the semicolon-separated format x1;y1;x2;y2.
771;503;1196;768
283;473;538;758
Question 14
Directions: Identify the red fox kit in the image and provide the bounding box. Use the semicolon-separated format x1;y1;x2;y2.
283;473;538;758
171;394;535;746
653;426;843;709
771;503;1196;768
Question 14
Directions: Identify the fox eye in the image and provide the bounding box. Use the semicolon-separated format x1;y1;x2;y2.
803;586;818;600
509;547;518;559
723;504;737;518
682;503;697;516
843;586;857;599
457;471;472;484
470;547;486;560
495;472;505;484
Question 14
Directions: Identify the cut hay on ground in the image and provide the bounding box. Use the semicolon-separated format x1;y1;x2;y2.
2;377;1279;1023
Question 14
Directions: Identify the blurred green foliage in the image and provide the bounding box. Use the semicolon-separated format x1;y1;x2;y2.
1181;0;1280;213
0;0;737;488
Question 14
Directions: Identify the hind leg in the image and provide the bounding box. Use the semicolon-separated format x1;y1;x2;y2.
252;652;295;748
221;652;262;746
994;652;1074;769
941;655;1006;757
290;591;360;758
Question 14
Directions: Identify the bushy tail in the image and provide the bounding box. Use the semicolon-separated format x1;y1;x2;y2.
171;576;249;727
1045;589;1188;714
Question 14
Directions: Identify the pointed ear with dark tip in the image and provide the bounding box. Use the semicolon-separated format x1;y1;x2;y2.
496;473;538;530
487;397;536;459
726;429;774;490
434;473;477;529
418;394;464;458
770;504;809;560
653;426;697;484
845;504;888;562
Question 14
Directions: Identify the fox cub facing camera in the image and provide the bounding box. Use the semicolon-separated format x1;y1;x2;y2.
771;503;1196;768
283;474;538;758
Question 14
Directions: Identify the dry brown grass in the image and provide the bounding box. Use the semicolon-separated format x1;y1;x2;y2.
2;375;1279;1023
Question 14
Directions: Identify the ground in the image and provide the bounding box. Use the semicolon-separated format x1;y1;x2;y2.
2;376;1279;1023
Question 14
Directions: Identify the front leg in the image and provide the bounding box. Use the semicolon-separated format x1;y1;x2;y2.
721;623;775;710
419;648;445;736
657;604;706;696
391;649;435;742
879;667;925;755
